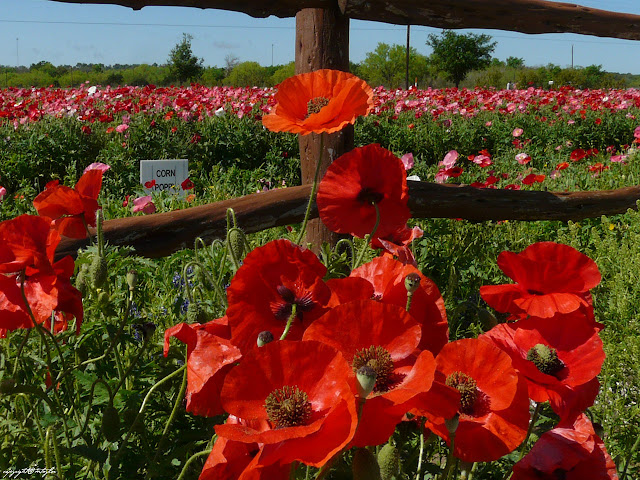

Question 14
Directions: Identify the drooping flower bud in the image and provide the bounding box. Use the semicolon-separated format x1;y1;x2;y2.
356;365;377;398
102;405;121;442
257;330;275;347
75;263;90;296
186;302;208;324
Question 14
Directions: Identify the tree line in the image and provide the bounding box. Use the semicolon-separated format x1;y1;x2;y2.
1;31;638;89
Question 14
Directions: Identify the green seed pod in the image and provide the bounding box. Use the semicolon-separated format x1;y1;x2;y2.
227;228;246;264
101;405;121;443
477;308;499;330
97;291;110;308
186;302;208;324
352;448;382;480
89;255;108;289
377;443;400;480
126;270;138;291
75;264;90;296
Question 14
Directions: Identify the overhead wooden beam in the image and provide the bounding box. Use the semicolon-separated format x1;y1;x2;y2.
49;0;640;41
54;182;640;261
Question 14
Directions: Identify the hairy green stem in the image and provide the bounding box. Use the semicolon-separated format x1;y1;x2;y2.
176;448;213;480
415;417;426;480
279;304;298;341
113;363;187;465
145;350;189;479
354;203;380;269
296;133;325;246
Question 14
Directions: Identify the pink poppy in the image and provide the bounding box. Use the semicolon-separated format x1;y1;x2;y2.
83;162;111;174
400;152;414;170
132;195;156;214
439;150;459;168
115;124;129;133
515;153;531;165
512;128;524;137
0;186;6;202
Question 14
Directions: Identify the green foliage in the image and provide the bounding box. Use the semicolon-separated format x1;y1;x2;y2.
357;42;430;88
223;61;272;87
427;30;497;87
167;33;204;85
271;61;295;85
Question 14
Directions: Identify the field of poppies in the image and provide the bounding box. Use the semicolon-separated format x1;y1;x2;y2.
1;75;640;480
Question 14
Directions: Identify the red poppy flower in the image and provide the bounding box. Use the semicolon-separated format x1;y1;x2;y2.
225;240;331;353
480;242;601;319
511;414;617;480
426;338;530;462
570;148;587;162
317;144;410;239
164;317;241;417
481;313;604;418
557;162;570;170
371;224;423;266
303;299;448;446
262;69;373;135
0;215;83;333
588;163;609;173
200;428;291;480
145;179;156;189
216;340;358;468
522;173;545;185
351;256;448;355
181;178;194;190
33;168;105;238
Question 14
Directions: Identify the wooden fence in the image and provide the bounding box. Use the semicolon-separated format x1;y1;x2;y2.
48;0;640;259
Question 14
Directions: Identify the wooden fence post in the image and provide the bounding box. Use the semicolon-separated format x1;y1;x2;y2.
295;4;352;251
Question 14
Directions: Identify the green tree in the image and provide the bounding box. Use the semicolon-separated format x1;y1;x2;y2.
426;30;496;87
506;56;525;69
223;61;271;86
358;42;429;88
167;33;204;84
271;62;295;85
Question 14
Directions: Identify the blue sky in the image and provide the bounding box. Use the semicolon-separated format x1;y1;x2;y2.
1;0;640;74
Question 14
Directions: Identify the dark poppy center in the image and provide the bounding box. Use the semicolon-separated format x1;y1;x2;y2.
527;289;545;296
264;385;312;429
271;285;317;321
446;371;480;415
527;344;565;376
306;96;330;117
356;187;384;205
352;345;396;393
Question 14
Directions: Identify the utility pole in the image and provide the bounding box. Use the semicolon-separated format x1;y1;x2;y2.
271;44;274;66
405;25;410;90
571;44;574;68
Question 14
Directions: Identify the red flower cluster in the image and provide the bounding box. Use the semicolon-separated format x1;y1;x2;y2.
0;215;83;336
478;242;613;477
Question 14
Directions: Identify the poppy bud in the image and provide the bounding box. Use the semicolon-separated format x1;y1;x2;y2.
352;447;382;480
126;270;138;291
101;405;121;442
404;273;421;294
75;263;90;296
445;413;459;435
477;308;498;330
257;331;274;347
377;443;401;480
227;227;246;265
186;302;208;324
89;254;108;289
356;365;377;398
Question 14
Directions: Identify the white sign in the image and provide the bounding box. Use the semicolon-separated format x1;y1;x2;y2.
140;159;189;196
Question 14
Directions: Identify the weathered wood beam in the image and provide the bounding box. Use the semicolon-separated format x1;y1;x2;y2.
54;182;640;261
49;0;640;41
296;6;352;251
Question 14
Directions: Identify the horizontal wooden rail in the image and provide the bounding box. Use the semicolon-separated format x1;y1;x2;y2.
49;0;640;41
54;181;640;261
